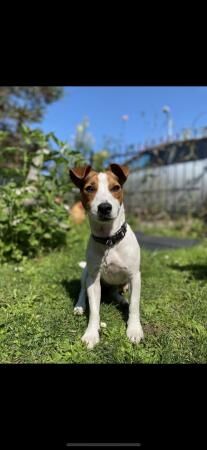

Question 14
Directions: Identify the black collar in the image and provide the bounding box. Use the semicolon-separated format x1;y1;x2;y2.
91;222;127;248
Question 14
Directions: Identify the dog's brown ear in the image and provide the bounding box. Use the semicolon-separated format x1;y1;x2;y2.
69;165;92;189
109;163;129;185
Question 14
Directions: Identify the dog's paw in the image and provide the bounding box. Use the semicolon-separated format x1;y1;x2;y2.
74;306;85;315
127;323;144;344
122;283;129;293
81;329;100;349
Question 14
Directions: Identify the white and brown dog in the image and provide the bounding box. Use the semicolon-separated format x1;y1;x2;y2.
69;163;144;349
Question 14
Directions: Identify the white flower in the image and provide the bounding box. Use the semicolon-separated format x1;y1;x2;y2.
12;218;22;226
15;188;22;196
78;261;87;269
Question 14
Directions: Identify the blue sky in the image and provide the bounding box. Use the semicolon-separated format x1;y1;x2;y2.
37;87;207;151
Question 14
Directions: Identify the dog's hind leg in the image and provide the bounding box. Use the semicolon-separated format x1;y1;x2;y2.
120;283;129;294
74;266;87;315
112;290;128;306
111;283;129;306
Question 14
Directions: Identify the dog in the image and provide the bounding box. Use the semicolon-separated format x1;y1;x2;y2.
69;163;144;349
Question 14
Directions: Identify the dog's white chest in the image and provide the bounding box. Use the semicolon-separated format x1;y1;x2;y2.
100;250;129;285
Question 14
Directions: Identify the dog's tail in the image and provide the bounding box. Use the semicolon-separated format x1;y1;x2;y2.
78;261;87;269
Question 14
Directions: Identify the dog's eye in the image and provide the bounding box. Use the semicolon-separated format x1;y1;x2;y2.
111;185;120;192
85;185;96;193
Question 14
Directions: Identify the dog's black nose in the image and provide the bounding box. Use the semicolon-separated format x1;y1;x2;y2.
98;202;112;216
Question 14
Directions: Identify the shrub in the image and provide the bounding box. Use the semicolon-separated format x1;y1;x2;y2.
0;126;85;263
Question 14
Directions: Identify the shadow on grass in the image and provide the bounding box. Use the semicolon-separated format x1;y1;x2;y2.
114;302;129;323
169;263;207;280
100;283;129;324
61;279;81;307
61;278;90;322
61;278;129;323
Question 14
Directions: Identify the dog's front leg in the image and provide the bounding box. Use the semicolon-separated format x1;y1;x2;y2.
81;273;101;349
127;270;144;344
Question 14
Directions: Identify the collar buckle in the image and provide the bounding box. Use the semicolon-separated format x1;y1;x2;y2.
106;238;113;247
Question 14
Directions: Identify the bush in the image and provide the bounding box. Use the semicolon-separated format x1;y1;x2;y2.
0;126;85;263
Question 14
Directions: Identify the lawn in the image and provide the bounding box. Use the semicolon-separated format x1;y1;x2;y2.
0;221;207;363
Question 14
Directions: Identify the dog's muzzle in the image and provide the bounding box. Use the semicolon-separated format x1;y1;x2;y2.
97;202;112;220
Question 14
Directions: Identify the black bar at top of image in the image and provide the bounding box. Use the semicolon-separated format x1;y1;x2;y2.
65;444;142;447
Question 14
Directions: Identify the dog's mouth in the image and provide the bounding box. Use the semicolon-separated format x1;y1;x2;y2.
89;210;117;222
98;214;113;222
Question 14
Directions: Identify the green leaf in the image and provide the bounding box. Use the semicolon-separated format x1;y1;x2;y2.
43;233;51;239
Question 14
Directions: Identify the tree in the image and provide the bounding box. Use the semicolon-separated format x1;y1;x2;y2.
0;86;63;131
72;118;111;170
73;117;95;163
0;87;64;180
92;149;110;171
102;135;122;156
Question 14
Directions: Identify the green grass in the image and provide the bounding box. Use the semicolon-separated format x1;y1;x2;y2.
127;215;206;238
0;221;207;363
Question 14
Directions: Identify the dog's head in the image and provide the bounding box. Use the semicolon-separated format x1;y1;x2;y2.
69;164;129;223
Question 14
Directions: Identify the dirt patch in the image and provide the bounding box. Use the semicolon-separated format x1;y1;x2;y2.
143;323;165;336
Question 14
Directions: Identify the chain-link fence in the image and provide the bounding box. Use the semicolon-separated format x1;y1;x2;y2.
108;134;207;217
